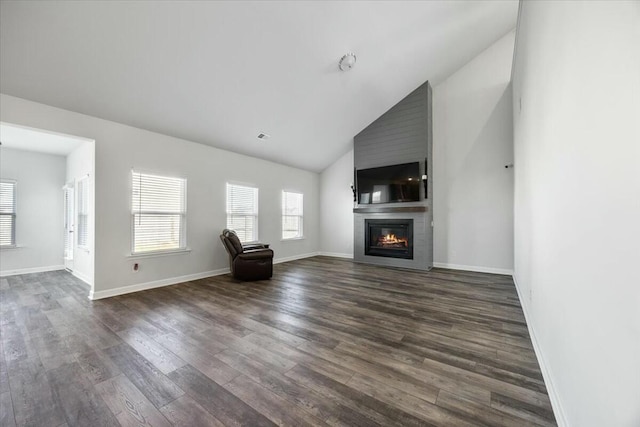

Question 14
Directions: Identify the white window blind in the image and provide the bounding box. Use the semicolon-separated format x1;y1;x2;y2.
226;183;258;243
77;177;89;248
0;181;16;247
132;171;186;254
282;191;303;239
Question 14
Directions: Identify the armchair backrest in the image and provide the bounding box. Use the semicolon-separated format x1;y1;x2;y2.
220;229;244;258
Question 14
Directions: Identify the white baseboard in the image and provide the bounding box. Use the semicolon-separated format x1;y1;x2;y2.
89;267;230;300
71;270;93;287
273;252;319;265
512;275;568;427
317;251;354;259
89;252;320;300
433;262;513;276
0;264;65;277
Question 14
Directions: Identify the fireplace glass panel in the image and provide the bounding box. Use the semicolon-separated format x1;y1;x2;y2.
365;219;413;259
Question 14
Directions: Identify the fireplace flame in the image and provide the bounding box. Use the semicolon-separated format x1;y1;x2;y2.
384;234;398;243
377;233;408;247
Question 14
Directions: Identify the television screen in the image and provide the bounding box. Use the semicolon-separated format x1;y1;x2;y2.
357;162;420;204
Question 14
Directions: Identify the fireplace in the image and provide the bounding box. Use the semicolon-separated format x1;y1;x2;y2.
365;219;413;259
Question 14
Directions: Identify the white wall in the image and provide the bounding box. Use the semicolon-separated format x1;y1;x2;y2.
0;94;320;298
66;141;95;285
512;2;640;426
319;32;516;273
319;150;354;257
0;148;66;274
433;30;515;274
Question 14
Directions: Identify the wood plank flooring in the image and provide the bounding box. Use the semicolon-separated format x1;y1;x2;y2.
0;257;557;426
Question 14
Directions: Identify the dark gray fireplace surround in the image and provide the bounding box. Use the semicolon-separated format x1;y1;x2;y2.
353;81;433;271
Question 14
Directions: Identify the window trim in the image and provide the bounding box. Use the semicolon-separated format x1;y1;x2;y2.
127;247;192;259
226;182;259;244
130;170;188;255
281;190;304;240
0;179;17;248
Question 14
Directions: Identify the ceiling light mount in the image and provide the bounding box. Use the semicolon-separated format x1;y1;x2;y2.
339;53;357;71
257;132;270;141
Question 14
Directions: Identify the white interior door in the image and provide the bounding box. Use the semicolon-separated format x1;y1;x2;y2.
63;184;74;271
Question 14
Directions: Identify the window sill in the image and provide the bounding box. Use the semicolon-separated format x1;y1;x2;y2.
128;248;192;259
281;237;305;242
0;245;24;250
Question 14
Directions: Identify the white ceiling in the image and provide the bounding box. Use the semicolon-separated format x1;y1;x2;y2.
0;1;518;172
0;123;84;156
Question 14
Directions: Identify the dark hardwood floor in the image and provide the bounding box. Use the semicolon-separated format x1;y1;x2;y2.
0;257;556;426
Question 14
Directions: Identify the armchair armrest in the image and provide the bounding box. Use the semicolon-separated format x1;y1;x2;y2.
243;242;270;250
237;248;274;261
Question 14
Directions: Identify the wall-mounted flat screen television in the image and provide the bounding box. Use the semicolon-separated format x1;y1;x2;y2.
357;162;420;204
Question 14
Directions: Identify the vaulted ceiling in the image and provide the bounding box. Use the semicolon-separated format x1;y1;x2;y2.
0;1;517;172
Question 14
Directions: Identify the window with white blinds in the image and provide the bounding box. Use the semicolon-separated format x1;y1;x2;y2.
226;183;258;243
77;177;89;248
282;191;303;240
132;171;186;254
0;181;16;247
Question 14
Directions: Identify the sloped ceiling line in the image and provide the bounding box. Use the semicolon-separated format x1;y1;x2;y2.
0;1;518;172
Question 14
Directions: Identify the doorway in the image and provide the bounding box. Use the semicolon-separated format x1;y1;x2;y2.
0;121;95;295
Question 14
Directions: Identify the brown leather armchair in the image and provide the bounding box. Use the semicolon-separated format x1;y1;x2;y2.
219;229;273;281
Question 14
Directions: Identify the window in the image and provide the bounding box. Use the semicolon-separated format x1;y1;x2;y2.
282;191;303;239
77;177;89;248
0;181;16;247
226;183;258;243
132;171;186;254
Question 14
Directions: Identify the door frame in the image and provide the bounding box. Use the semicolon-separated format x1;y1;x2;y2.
63;182;74;271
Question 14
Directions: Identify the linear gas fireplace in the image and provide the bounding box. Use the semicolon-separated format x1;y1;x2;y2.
365;219;413;260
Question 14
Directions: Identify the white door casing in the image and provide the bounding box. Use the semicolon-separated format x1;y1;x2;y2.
63;183;74;271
